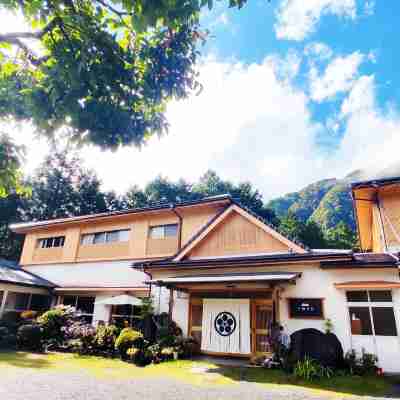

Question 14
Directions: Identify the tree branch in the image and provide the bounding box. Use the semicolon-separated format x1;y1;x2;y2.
94;0;132;17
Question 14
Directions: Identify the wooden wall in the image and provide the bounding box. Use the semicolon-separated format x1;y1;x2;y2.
189;210;289;258
19;204;223;265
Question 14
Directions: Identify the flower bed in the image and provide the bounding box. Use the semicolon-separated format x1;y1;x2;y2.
13;304;199;367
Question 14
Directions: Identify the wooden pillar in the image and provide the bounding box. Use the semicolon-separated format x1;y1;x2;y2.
0;290;8;319
168;287;174;319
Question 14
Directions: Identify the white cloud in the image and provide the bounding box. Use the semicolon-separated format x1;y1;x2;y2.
309;51;365;102
9;52;400;202
364;1;375;16
304;42;333;61
275;0;357;41
335;75;400;176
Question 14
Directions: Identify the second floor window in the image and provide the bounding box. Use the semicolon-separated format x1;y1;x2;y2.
149;224;178;239
38;236;65;249
81;229;130;245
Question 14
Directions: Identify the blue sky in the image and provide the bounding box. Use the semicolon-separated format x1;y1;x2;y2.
6;0;400;200
203;0;400;147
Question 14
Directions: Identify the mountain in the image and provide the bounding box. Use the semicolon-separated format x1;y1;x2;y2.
267;164;400;234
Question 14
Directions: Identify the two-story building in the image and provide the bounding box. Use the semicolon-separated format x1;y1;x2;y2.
8;179;400;372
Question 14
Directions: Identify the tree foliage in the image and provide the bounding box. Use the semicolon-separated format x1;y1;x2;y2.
0;134;26;198
0;0;248;150
278;212;327;250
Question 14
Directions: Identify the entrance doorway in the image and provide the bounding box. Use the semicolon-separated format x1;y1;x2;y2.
188;295;274;357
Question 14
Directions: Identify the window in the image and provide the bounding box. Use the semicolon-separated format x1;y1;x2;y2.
372;307;398;336
346;291;369;302
349;307;373;335
4;292;30;311
81;229;130;245
288;298;324;319
110;304;141;328
346;290;398;337
149;224;178;239
60;295;95;323
30;294;51;311
37;236;65;249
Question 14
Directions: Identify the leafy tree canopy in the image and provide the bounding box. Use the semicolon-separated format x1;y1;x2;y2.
0;134;27;198
0;0;248;151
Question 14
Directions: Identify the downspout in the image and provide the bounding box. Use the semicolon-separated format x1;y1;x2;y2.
171;205;183;250
374;191;389;252
350;190;363;252
139;264;153;299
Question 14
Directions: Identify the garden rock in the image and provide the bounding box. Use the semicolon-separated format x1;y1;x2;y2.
290;328;344;368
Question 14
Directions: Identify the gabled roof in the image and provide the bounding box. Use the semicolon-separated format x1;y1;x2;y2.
9;194;233;234
0;259;55;288
172;203;306;261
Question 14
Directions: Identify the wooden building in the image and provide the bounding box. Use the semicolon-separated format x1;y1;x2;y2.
8;183;400;372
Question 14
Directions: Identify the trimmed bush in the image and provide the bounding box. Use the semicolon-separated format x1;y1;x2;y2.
94;324;119;356
37;305;75;347
17;324;43;351
115;328;143;360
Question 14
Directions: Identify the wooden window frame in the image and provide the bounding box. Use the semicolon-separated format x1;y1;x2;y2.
80;229;130;246
148;224;178;240
37;236;66;249
287;297;325;320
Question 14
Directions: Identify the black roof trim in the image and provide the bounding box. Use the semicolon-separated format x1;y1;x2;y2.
133;251;353;270
10;194;234;232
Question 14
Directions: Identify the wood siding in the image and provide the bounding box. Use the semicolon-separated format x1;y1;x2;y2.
19;204;223;265
189;210;289;258
354;185;400;252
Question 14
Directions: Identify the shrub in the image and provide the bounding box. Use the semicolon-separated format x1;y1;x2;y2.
175;336;198;359
0;326;16;349
17;324;43;352
344;349;378;375
63;321;96;354
293;356;334;381
37;305;75;347
94;324;119;354
115;328;143;359
20;310;38;321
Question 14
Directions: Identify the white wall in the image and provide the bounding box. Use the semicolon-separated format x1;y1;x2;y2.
172;290;190;336
150;264;400;371
23;260;148;288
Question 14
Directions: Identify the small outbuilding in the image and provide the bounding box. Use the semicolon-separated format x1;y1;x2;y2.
0;258;55;322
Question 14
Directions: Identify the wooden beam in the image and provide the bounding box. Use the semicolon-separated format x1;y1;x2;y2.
168;287;174;319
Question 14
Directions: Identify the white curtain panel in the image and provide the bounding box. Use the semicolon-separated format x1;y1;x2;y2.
201;299;251;354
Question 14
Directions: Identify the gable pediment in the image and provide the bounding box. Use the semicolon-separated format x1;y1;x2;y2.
174;204;305;261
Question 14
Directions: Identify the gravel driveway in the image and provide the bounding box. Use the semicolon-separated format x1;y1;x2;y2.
0;367;393;400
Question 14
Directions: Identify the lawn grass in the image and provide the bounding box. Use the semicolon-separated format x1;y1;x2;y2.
0;351;398;397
